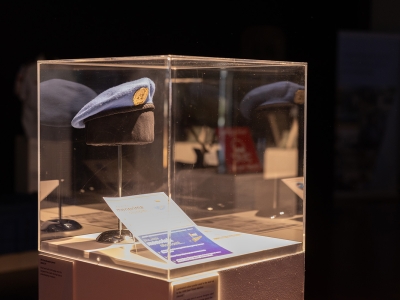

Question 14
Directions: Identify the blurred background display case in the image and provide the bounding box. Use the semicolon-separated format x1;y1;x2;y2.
38;55;307;281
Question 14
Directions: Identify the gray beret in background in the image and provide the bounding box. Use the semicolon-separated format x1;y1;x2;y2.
40;79;97;127
240;81;305;119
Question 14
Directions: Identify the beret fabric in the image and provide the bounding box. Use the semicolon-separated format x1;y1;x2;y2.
240;81;304;119
71;77;155;129
40;79;97;126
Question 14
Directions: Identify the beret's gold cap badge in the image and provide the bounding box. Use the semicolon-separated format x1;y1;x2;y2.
294;90;305;104
133;87;149;105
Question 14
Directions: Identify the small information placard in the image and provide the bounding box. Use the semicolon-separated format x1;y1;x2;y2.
38;254;73;300
171;273;219;300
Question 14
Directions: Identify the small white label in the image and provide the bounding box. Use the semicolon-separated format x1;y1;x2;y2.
172;273;218;300
39;254;73;300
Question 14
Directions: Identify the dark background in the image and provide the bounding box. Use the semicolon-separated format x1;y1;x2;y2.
1;1;400;299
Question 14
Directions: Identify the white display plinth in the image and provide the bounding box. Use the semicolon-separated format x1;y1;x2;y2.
41;226;301;279
40;205;303;279
39;251;304;300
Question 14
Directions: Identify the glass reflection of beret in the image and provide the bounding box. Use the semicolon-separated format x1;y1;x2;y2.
40;79;97;126
71;77;156;146
240;81;305;119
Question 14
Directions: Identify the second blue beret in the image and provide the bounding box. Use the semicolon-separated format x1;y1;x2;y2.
240;81;304;119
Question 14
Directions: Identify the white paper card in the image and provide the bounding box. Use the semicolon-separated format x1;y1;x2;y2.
103;192;196;237
103;192;232;264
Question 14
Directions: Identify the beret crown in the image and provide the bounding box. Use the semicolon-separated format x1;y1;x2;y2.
71;77;155;128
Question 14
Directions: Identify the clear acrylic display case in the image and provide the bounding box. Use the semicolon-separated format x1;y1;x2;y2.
38;55;307;280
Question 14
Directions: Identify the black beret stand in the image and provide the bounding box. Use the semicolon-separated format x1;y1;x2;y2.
44;187;83;232
51;174;83;231
254;104;299;219
83;104;155;244
95;145;134;244
41;128;83;233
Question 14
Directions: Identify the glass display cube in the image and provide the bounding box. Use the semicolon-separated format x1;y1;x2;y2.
38;55;307;280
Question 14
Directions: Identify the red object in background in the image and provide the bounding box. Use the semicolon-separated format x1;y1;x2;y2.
218;127;262;174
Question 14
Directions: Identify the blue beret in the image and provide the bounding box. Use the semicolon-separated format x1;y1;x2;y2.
40;79;97;126
240;81;304;119
71;77;155;128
